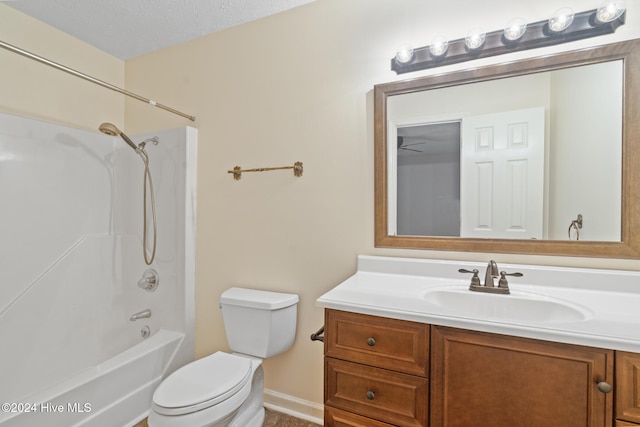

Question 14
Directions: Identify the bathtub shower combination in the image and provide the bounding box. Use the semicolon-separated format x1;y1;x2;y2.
0;113;197;427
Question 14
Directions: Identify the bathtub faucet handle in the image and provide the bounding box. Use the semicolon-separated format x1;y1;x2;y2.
137;269;159;292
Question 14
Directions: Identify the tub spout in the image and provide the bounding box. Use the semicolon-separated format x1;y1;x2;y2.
129;309;151;321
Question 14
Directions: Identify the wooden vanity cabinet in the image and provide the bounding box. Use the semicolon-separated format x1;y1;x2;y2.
431;325;614;427
616;351;640;425
324;309;429;427
324;309;618;427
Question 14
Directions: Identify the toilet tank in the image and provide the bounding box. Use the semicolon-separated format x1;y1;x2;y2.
220;288;299;358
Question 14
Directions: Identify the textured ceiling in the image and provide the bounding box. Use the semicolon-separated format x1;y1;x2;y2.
5;0;316;60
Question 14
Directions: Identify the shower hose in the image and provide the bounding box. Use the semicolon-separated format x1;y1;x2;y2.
138;148;157;265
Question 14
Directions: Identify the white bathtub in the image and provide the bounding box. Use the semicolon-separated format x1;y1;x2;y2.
0;235;190;427
0;329;184;427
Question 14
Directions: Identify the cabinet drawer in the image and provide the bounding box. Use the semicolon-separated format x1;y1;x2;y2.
325;309;429;376
325;358;428;427
325;406;396;427
617;351;640;424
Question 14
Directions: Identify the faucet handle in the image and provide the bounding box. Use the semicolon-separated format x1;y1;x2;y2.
459;268;481;287
138;269;159;292
498;271;524;290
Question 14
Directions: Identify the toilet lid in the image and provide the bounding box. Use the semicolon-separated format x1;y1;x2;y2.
153;352;252;413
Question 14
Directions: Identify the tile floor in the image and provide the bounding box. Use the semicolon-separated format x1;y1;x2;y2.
132;418;147;427
133;408;321;426
263;408;321;426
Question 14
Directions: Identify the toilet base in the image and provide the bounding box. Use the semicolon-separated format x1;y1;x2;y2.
229;360;264;427
148;356;265;427
230;406;264;427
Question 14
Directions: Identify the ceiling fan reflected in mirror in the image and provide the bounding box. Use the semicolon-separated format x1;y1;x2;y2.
397;136;430;152
397;121;461;155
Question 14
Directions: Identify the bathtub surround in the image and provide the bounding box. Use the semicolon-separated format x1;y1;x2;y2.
0;114;196;426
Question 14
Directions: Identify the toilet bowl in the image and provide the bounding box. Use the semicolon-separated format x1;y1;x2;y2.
148;288;298;427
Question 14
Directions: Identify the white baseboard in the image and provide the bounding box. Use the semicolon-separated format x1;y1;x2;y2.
263;389;324;425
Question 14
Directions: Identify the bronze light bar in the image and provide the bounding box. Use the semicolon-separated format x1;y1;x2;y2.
391;9;626;74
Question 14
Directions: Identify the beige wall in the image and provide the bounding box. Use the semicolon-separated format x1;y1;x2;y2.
124;0;640;407
0;5;125;130
4;0;640;411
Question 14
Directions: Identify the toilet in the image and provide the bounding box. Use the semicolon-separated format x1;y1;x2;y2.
147;287;299;427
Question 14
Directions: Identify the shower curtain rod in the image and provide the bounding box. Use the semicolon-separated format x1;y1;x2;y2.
0;40;196;122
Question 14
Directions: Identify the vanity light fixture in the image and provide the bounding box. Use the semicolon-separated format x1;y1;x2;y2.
548;7;575;32
429;35;449;57
465;27;486;50
596;0;626;23
504;17;528;41
395;44;414;64
391;6;626;74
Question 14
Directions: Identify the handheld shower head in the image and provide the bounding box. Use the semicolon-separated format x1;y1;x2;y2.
98;122;119;136
98;122;139;151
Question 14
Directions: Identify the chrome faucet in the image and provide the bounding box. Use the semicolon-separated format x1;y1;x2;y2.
129;309;152;321
458;260;522;294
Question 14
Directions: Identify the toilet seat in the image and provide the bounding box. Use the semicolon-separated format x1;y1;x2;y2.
152;352;252;416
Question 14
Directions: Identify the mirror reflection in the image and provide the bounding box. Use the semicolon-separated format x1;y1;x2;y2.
388;60;622;242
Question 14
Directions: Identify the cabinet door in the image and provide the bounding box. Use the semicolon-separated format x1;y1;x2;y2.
617;351;640;424
431;326;613;427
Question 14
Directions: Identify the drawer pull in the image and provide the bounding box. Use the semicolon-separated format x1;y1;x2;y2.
366;390;375;400
367;337;376;346
596;380;612;394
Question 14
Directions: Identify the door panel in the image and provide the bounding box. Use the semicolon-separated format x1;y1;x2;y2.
461;107;545;238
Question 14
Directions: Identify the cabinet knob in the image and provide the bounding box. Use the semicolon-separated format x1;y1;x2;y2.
596;380;612;394
366;390;375;400
367;337;376;346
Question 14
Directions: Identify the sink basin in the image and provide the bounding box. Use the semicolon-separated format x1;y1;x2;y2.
423;288;590;323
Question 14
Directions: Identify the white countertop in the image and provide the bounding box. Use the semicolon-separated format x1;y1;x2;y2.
316;255;640;353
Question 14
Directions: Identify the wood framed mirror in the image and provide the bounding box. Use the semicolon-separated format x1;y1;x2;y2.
374;39;640;258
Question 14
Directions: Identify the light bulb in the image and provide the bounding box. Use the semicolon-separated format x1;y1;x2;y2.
429;35;449;57
549;7;575;32
504;17;527;41
596;0;626;23
395;44;414;64
465;27;486;50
